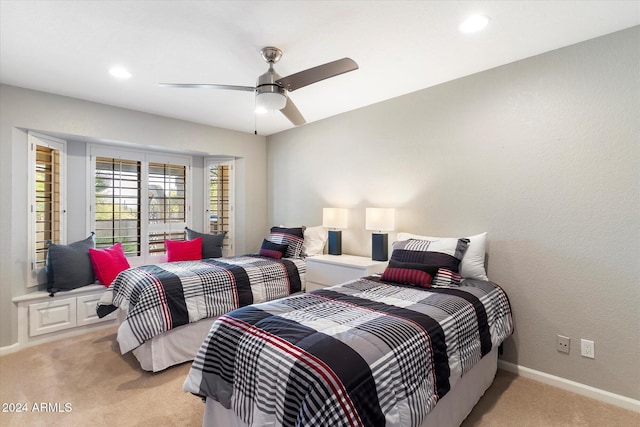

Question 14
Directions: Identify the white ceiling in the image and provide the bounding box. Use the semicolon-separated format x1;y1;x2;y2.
1;1;638;136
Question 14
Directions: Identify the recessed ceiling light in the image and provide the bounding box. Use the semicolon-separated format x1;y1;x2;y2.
109;66;132;79
459;15;490;33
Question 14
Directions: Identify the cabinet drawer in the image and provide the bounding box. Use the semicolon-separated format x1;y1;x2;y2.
77;293;116;326
307;264;366;286
29;297;77;337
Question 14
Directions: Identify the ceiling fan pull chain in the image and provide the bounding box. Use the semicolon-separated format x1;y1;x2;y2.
254;96;258;135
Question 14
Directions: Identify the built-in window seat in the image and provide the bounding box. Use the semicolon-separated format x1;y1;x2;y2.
10;285;117;352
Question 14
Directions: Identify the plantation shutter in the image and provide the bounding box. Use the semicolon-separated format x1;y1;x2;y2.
209;163;232;250
148;162;187;254
94;157;142;256
34;145;61;268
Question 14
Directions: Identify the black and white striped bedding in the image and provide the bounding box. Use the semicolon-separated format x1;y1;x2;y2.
184;276;513;427
96;256;305;354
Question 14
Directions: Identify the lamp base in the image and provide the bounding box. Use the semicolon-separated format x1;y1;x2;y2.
372;233;388;261
328;230;342;255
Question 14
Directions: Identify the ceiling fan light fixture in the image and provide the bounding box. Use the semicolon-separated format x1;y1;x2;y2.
255;91;287;112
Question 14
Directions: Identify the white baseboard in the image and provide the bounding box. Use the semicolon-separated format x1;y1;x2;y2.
0;342;21;356
498;360;640;413
0;320;117;357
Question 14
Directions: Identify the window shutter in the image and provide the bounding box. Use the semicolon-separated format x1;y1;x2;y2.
148;162;187;254
209;163;231;249
94;157;142;256
34;145;61;268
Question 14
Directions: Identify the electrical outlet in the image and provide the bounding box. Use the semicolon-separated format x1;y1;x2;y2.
557;335;570;354
581;339;595;359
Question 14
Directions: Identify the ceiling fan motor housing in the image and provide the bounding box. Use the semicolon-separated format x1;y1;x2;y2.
256;66;286;96
255;61;287;110
257;46;286;98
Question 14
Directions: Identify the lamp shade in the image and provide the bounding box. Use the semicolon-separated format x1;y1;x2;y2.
322;208;348;229
255;91;287;112
365;208;395;232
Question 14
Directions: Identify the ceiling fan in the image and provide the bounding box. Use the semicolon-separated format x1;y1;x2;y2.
159;47;358;127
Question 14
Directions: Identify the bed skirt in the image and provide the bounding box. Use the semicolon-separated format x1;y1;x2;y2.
130;317;217;372
120;290;306;372
202;347;499;426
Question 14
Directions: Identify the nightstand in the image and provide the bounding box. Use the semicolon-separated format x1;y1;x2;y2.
306;254;387;292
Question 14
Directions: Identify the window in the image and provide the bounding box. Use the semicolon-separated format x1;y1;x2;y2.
28;132;66;286
206;159;234;255
148;162;187;254
91;146;191;263
94;157;141;256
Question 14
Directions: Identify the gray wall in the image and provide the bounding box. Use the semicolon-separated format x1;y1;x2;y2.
266;27;639;399
0;84;268;347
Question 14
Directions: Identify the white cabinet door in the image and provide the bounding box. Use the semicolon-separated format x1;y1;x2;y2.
307;263;365;286
29;297;77;337
77;293;116;326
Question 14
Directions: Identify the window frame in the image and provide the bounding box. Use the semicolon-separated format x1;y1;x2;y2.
94;156;143;258
89;144;192;265
146;154;190;258
204;158;235;256
27;132;66;287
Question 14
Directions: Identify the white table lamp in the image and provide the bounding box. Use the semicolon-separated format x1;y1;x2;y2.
366;208;395;261
323;208;348;255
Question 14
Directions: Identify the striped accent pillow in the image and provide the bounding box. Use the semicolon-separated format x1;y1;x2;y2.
433;268;463;287
259;239;288;259
391;238;469;269
381;260;438;288
267;226;305;258
390;237;470;287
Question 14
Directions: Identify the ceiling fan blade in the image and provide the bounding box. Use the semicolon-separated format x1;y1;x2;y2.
276;58;358;92
158;83;255;92
280;97;306;126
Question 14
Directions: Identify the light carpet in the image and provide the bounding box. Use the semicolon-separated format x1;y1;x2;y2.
1;327;637;426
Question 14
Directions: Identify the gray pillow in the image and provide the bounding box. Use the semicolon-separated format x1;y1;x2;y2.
185;227;226;259
46;234;96;293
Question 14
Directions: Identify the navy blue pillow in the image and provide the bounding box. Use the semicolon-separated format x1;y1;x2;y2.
259;239;288;259
185;227;226;258
46;234;96;293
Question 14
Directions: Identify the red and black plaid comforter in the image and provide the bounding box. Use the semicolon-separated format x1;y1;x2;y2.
96;256;305;354
184;277;513;427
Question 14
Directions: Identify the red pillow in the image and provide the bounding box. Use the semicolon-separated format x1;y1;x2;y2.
88;243;130;287
380;260;438;288
166;238;202;262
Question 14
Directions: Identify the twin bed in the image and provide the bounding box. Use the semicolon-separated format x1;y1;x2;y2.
98;255;306;371
97;226;309;372
184;275;512;427
97;229;513;426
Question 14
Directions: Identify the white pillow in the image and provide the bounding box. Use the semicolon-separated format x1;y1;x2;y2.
396;232;488;281
303;226;328;256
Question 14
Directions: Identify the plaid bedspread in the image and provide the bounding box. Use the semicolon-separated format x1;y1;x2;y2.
184;277;513;427
96;256;305;354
